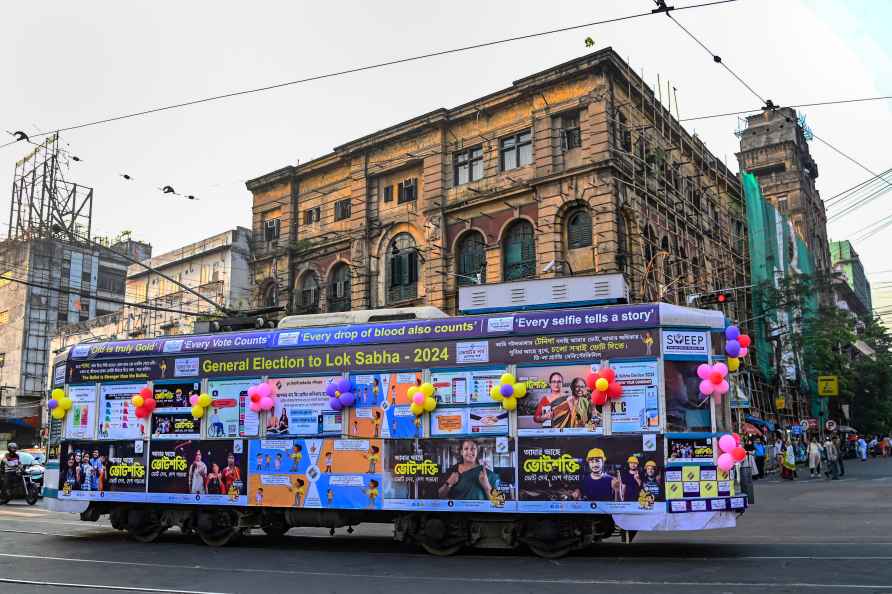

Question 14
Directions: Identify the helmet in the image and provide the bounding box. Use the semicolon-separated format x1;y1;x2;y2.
586;448;606;461
6;443;17;453
644;460;657;469
627;455;640;464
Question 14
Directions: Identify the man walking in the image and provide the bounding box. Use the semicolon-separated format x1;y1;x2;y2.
857;436;868;461
824;438;839;480
753;438;766;480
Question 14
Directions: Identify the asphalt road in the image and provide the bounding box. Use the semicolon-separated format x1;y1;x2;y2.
1;457;891;594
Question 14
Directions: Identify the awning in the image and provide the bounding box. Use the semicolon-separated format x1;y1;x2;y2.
745;415;776;432
741;422;764;436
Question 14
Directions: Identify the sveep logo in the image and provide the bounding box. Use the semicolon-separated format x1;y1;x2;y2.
661;330;709;356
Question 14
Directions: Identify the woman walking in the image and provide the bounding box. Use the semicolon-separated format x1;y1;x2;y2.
781;441;798;480
807;439;822;478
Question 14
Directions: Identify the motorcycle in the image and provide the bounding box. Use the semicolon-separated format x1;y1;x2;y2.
0;458;41;505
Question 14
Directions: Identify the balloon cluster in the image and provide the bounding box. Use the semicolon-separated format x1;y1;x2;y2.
717;433;746;472
724;326;751;372
131;386;157;419
326;378;355;411
586;367;623;406
489;373;527;411
189;392;214;419
48;388;73;420
408;383;438;416
697;362;730;398
247;383;277;414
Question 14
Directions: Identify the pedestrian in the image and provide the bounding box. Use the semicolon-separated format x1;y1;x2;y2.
807;439;822;478
857;436;868;461
781;441;797;480
833;437;845;476
869;436;879;457
824;437;839;480
753;438;766;480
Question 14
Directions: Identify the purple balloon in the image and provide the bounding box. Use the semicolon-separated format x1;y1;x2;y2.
500;383;514;397
48;399;58;410
329;397;344;411
725;325;740;340
336;378;352;394
325;382;339;398
725;340;741;358
339;392;355;407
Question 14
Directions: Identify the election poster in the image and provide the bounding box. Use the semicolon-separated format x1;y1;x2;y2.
348;371;422;439
64;385;97;440
146;439;246;505
97;383;147;440
667;436;715;464
150;413;200;440
247;438;383;510
207;378;262;437
515;364;604;436
429;406;509;437
58;440;146;502
382;437;515;512
608;360;660;433
266;375;341;437
428;368;505;404
517;435;664;514
152;382;199;409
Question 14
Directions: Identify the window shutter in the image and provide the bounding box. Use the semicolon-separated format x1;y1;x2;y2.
408;251;418;283
390;254;402;287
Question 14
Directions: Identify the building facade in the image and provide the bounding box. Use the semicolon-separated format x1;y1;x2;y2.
829;239;872;316
247;49;748;328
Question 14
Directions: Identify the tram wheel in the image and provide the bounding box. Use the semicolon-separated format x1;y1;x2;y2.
261;523;289;538
128;525;166;543
198;527;239;547
528;543;573;559
421;542;464;556
197;511;240;547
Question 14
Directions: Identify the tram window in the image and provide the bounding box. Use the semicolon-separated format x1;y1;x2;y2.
664;360;712;432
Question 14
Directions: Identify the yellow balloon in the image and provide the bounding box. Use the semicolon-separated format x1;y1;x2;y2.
191;405;205;419
489;385;503;401
502;396;517;411
500;373;516;386
728;357;740;372
198;393;212;408
595;378;609;392
60;397;72;411
410;402;424;416
51;388;65;400
423;396;437;412
51;408;65;420
420;382;435;398
513;382;527;398
131;395;144;408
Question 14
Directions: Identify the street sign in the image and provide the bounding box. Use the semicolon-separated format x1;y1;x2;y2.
775;397;786;410
800;419;810;430
792;425;802;436
825;419;837;432
818;375;838;397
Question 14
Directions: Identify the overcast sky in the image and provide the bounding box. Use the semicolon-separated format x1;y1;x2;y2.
2;1;890;309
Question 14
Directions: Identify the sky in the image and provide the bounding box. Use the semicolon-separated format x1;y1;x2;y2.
1;0;891;311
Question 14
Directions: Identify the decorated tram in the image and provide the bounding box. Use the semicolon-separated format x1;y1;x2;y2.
45;299;750;557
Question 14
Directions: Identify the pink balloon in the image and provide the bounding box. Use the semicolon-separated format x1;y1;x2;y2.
717;453;735;472
412;392;425;406
739;347;748;358
189;394;199;406
699;379;715;396
696;364;710;380
249;401;262;413
716;380;730;395
257;383;273;399
713;362;728;377
259;396;274;411
718;434;737;454
247;386;259;398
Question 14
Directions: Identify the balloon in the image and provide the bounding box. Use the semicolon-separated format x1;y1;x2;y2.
250;393;261;403
728;357;740;372
716;380;730;395
592;391;609;406
131;395;144;408
718;434;737;453
135;407;147;419
419;382;434;398
330;397;344;412
60;397;72;411
489;385;503;401
697;364;710;380
410;402;424;416
713;363;728;377
423;396;437;412
139;386;152;400
709;371;723;385
259;396;274;411
257;383;273;399
725;340;741;357
247;386;259;399
513;382;527;398
336;378;352;394
339;392;355;407
48;399;58;410
500;383;514;398
189;394;199;406
502;396;517;411
699;379;715;396
739;347;748;358
412;392;426;406
733;432;742;445
198;393;212;408
725;326;740;340
143;398;156;413
599;368;616;383
586;372;599;390
717;453;735;472
325;382;338;398
51;388;65;400
51;407;65;420
250;401;262;413
191;405;205;419
738;334;751;348
500;373;516;386
607;382;623;399
595;378;609;392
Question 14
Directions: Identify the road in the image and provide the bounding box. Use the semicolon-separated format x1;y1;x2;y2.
1;457;891;594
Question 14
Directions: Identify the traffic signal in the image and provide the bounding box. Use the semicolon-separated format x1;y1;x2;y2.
696;290;735;306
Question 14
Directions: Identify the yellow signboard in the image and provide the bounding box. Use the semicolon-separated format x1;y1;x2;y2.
818;375;839;397
775;397;786;410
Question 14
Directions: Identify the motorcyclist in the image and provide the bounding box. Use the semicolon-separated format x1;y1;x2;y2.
1;443;21;495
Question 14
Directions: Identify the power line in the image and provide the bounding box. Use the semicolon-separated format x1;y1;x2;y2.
2;1;736;144
679;95;892;122
824;166;892;207
812;133;892;219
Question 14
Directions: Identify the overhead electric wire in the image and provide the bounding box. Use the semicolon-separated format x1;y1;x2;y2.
824;166;892;207
0;1;736;144
679;95;892;122
811;133;892;216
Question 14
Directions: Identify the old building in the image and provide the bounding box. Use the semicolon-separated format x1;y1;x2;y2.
247;48;747;327
829;239;872;316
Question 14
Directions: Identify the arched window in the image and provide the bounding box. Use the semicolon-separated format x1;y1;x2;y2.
617;213;631;274
456;232;486;286
503;220;535;281
387;233;418;303
566;208;593;249
299;272;320;311
261;281;277;308
327;264;351;312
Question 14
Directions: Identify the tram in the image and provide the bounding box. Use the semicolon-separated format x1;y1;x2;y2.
45;300;748;557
